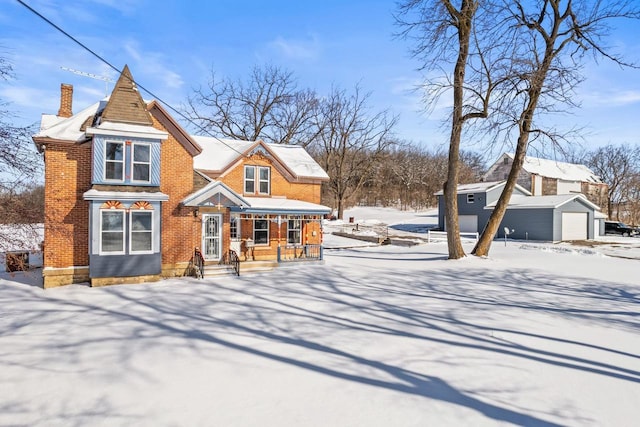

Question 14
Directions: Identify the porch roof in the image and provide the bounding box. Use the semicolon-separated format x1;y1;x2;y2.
231;197;331;215
181;181;249;208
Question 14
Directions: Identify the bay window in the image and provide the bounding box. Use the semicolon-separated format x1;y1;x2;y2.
132;144;150;183
105;142;124;181
101;210;125;253
130;211;153;253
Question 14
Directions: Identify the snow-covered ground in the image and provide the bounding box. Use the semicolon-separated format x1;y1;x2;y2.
1;208;639;426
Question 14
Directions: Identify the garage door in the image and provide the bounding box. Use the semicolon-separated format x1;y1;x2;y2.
562;212;587;240
459;215;478;233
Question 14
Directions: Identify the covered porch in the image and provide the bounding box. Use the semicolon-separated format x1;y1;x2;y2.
181;181;331;275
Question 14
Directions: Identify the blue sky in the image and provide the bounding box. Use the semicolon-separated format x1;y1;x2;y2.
1;0;639;160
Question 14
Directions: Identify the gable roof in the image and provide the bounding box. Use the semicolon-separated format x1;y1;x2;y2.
434;181;531;196
100;65;153;126
486;153;603;183
486;193;601;210
193;136;329;181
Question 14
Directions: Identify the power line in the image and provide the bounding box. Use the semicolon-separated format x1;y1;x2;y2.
16;0;247;157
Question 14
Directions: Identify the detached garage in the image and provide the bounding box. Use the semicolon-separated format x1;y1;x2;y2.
488;194;601;241
561;212;587;240
436;181;604;242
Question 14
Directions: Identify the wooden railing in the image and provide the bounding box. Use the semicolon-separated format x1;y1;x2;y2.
277;244;323;262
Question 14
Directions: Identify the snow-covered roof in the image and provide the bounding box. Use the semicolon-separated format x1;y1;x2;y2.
86;121;168;140
192;136;255;172
506;153;602;183
35;100;105;142
435;181;531;196
235;196;331;214
486;193;600;210
83;189;169;202
267;144;329;180
193;136;329;180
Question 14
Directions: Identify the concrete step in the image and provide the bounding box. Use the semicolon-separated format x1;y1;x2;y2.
200;261;278;277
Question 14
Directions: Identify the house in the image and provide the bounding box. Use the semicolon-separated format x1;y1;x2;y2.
32;66;330;288
436;181;603;241
483;153;608;210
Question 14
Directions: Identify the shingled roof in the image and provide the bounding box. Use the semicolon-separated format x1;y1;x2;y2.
100;65;153;126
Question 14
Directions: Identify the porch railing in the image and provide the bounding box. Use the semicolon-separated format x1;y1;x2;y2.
228;249;240;276
192;247;204;279
277;244;323;263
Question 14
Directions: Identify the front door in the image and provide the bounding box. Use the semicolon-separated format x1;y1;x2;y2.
202;214;222;261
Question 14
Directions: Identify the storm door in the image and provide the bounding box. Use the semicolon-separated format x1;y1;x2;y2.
202;214;222;261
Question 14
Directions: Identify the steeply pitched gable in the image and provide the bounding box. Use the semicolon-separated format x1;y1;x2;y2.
100;65;153;126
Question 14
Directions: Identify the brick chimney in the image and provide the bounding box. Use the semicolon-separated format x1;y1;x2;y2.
57;83;73;118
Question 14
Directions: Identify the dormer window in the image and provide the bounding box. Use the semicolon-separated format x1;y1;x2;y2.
105;141;124;181
132;143;151;183
244;165;271;195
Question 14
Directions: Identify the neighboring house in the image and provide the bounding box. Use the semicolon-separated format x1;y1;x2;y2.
32;66;330;288
483;153;608;210
436;181;603;241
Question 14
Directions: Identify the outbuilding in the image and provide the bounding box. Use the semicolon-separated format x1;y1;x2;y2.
436;181;603;241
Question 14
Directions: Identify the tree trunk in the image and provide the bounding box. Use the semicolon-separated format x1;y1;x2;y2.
443;1;474;260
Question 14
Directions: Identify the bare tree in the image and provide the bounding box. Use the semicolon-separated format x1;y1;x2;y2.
583;143;640;219
312;85;398;219
472;0;640;256
0;55;43;257
184;64;319;146
396;0;503;259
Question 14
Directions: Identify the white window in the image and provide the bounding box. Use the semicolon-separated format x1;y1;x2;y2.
101;210;125;254
287;216;302;244
130;211;153;253
244;166;255;193
254;216;269;245
132;143;151;183
467;194;475;203
105;141;124;181
258;167;270;194
244;166;270;194
230;214;239;240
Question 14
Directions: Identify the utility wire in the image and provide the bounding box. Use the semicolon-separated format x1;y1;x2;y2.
16;0;247;157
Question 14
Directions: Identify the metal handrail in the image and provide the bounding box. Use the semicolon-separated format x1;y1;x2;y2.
193;247;204;279
228;249;240;276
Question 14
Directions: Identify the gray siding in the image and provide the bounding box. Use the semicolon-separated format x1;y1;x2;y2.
500;209;555;241
90;253;161;278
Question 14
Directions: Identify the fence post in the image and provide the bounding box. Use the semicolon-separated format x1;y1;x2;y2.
277;246;281;263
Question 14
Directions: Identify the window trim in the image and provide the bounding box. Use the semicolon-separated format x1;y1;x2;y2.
287;216;302;245
100;209;126;255
104;141;125;182
129;210;154;255
253;216;269;245
244;165;271;195
258;166;270;195
131;143;151;184
230;214;240;241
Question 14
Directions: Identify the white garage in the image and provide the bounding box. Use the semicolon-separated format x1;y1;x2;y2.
561;212;588;240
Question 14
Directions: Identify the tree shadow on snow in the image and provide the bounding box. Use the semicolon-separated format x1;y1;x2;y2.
1;253;639;425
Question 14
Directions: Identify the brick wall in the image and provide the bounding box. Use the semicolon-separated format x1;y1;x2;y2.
220;153;323;203
541;177;557;195
43;142;91;269
151;115;199;271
